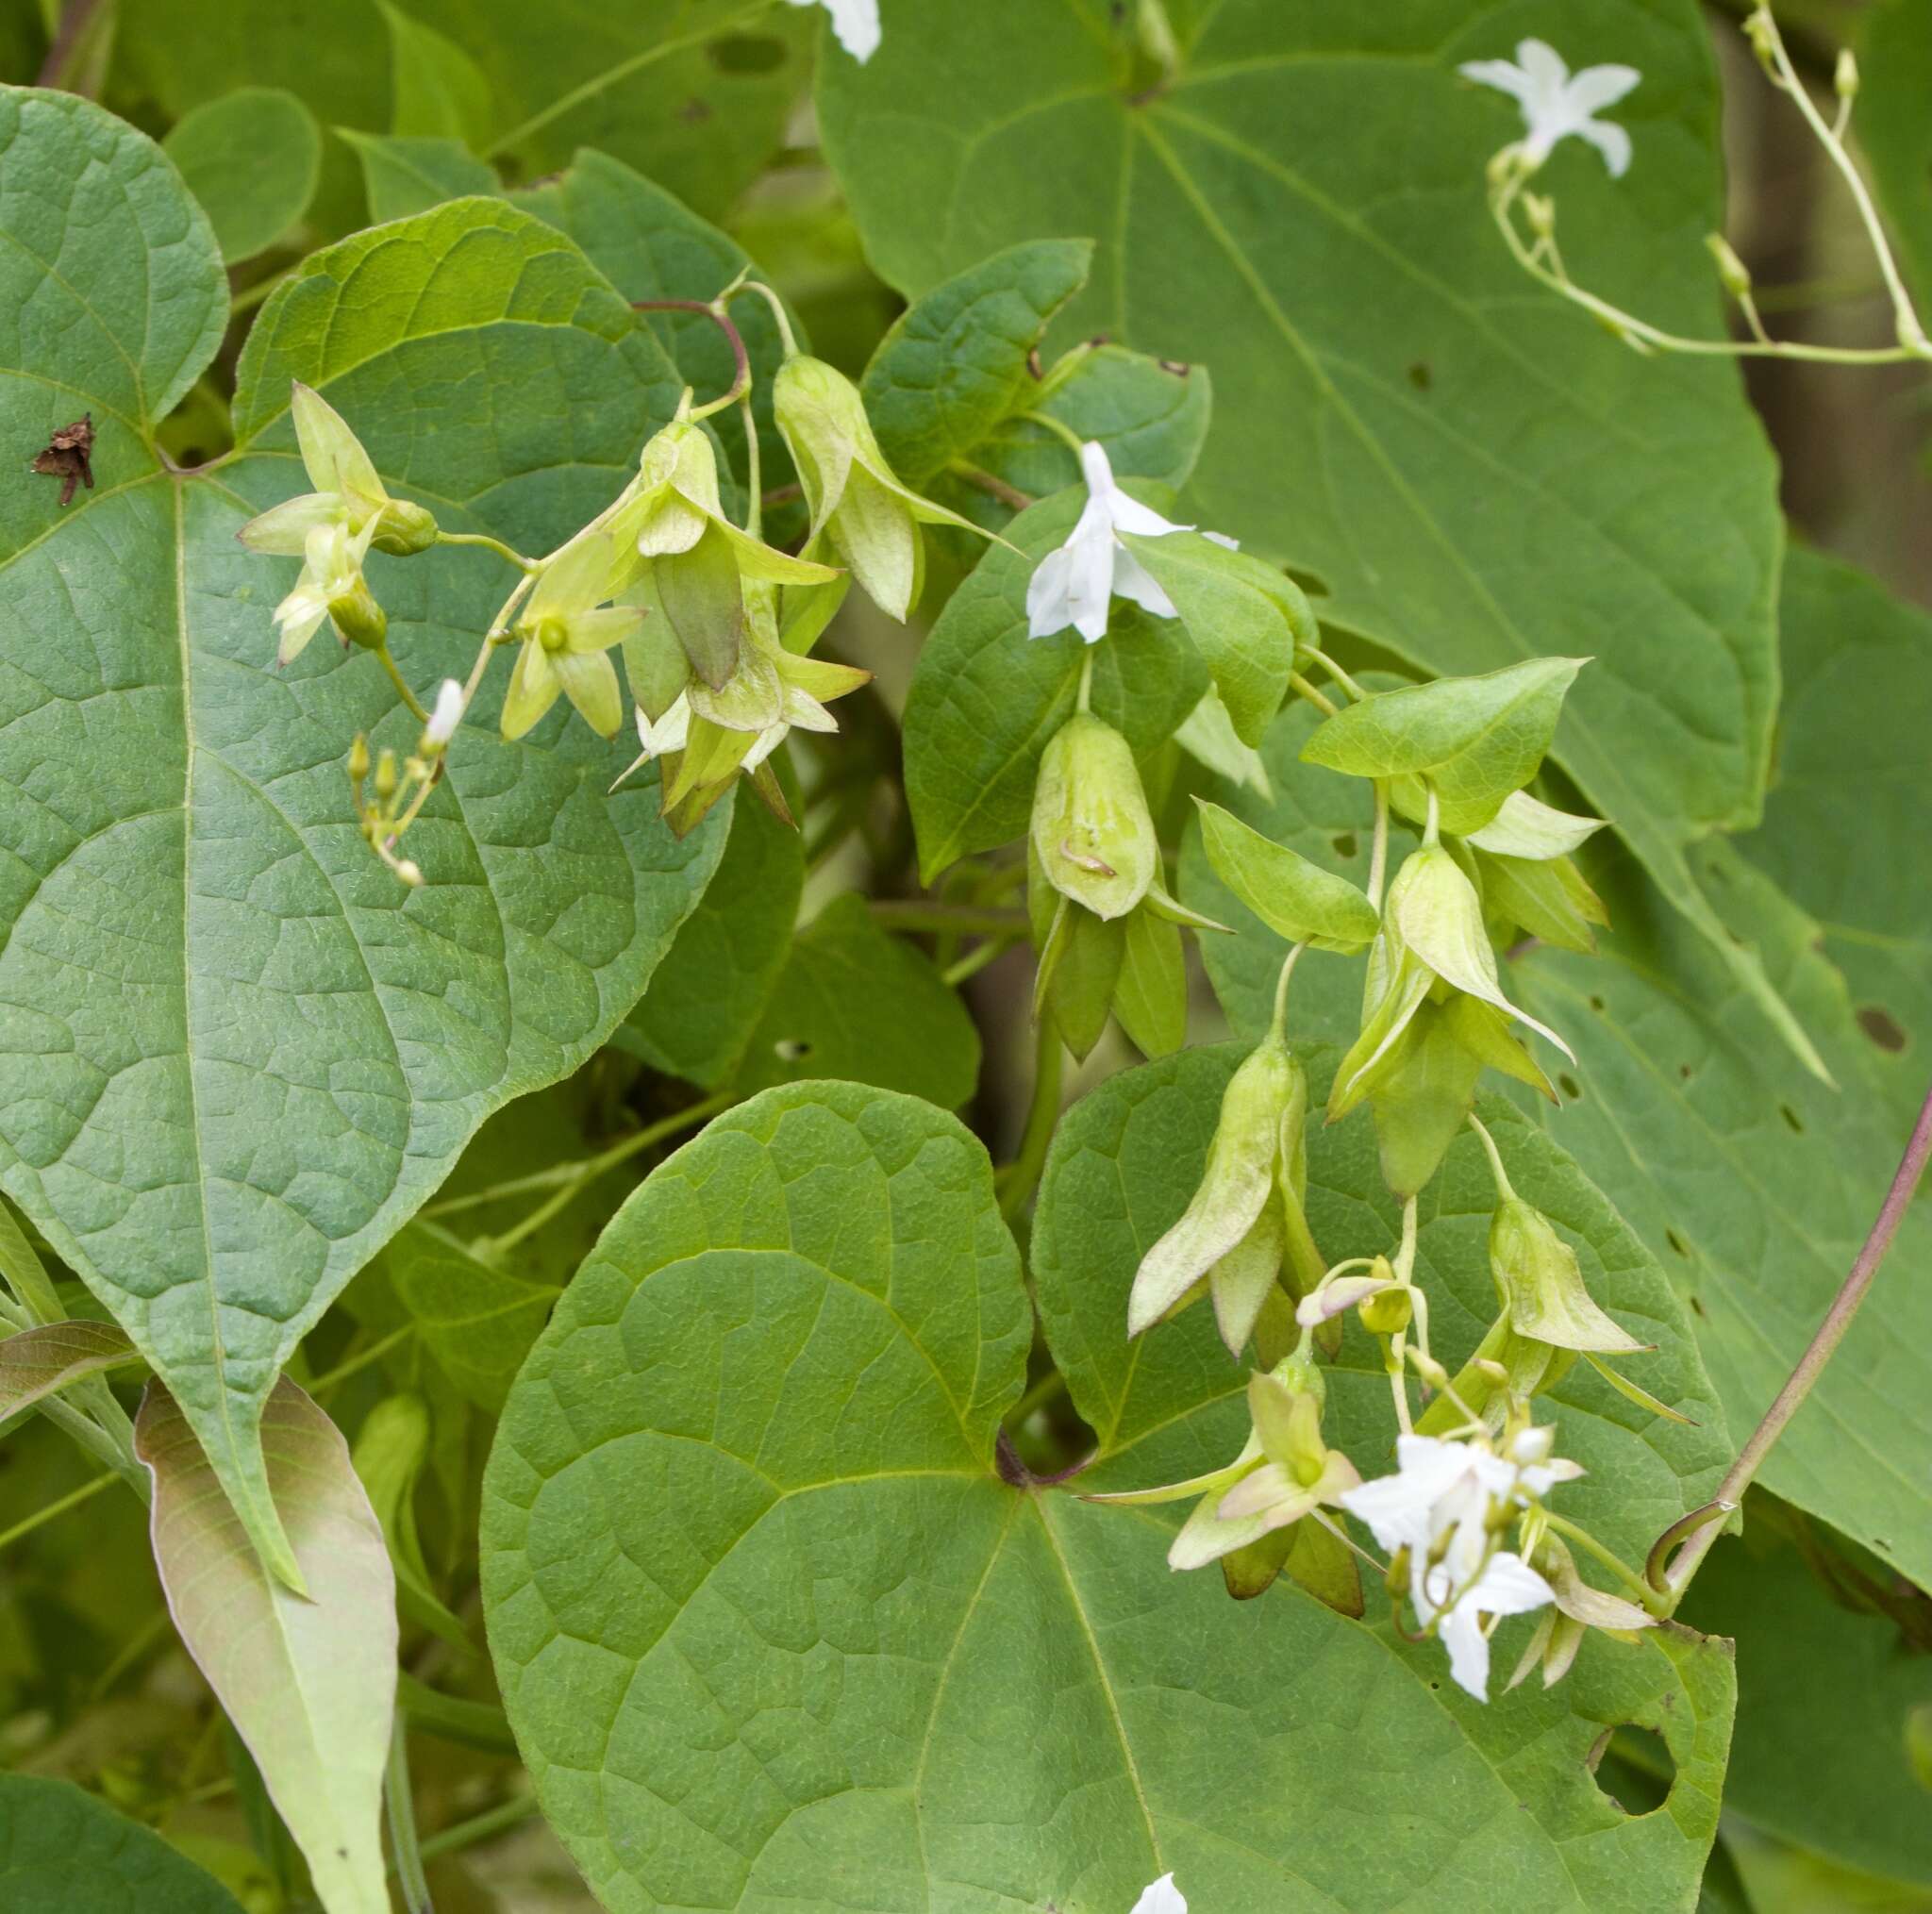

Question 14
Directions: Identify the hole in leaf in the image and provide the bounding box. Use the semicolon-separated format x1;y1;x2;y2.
1331;831;1358;859
1857;1006;1907;1054
1591;1726;1676;1815
774;1038;813;1063
1665;1227;1690;1258
708;32;787;72
1779;1104;1805;1135
1557;1073;1581;1101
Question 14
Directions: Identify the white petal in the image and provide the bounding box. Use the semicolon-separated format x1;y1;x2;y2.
1467;1551;1557;1620
1131;1872;1188;1914
1062;524;1120;642
636;692;691;757
1025;543;1081;640
1076;437;1119;502
1575;116;1633;178
1440;1604;1495;1702
425;678;464;746
1513;39;1572;105
821;0;881;60
1458;57;1539;106
743;723;788;770
1563;62;1641;116
1166;1493;1273;1572
1111;543;1179;622
1202;529;1240;550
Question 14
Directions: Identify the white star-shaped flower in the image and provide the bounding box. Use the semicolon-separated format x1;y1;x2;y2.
1340;1427;1575;1702
1459;39;1641;176
1130;1874;1187;1914
1027;441;1233;644
782;0;880;62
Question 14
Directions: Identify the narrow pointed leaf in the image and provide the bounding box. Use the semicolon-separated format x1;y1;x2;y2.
1194;799;1379;951
138;1377;396;1914
0;1320;140;1421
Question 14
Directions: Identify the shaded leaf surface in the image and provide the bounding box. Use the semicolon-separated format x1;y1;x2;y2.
138;1377;395;1914
339;130;496;223
0;1772;245;1912
484;1080;1732;1910
0;97;723;1576
733;892;981;1107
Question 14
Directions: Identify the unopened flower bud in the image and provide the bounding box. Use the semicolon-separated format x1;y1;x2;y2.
1524;192;1556;241
328;574;388;652
1835;47;1858;100
393;858;424;888
375;748;399;804
1743;8;1776;70
1705;233;1752;299
423;677;463;750
347;733;370;782
1030;712;1159;921
369;497;439;557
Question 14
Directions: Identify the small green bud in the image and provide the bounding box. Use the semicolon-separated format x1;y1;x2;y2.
1835;47;1858;101
368;497;439;557
1524;192;1556;241
374;749;399;804
1705;232;1752;300
347;733;370;782
327;574;388;652
393;858;423;888
1031;712;1159;921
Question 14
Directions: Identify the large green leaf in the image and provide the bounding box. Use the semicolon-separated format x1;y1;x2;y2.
113;0;810;225
1858;0;1932;312
138;1376;395;1914
818;0;1820;1072
1519;840;1932;1591
0;1773;245;1912
484;1079;1734;1910
624;790;805;1090
1735;548;1931;1133
0;94;724;1582
903;487;1208;878
162;87;321;263
1683;1521;1932;1889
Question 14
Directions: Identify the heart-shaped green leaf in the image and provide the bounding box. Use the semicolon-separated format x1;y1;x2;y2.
484;1078;1735;1909
0;1772;245;1911
0;92;724;1583
1193;798;1379;952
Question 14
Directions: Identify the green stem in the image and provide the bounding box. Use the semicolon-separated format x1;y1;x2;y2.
634;298;753;419
739;393;762;541
726;277;799;358
1016;408;1089;458
477;1093;734;1258
1288;671;1340;719
1007;1367;1071;1426
375;643;428;724
1269;941;1306;1043
1303;645;1366;702
436;529;540;573
1657;1073;1932;1601
385;1719;433;1914
867;901;1028;938
948;460;1034;513
941;937;1019;989
415;1793;543;1865
1466;1113;1516;1204
1541;1509;1672;1619
1367;779;1391;911
1075;649;1094;715
998;1023;1065;1226
308;1323;414;1398
0;1468;118;1553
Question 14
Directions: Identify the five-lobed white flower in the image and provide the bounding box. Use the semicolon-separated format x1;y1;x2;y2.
424;677;464;748
1459;39;1641;177
1130;1873;1187;1914
781;0;880;62
1341;1428;1578;1702
1025;441;1208;644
